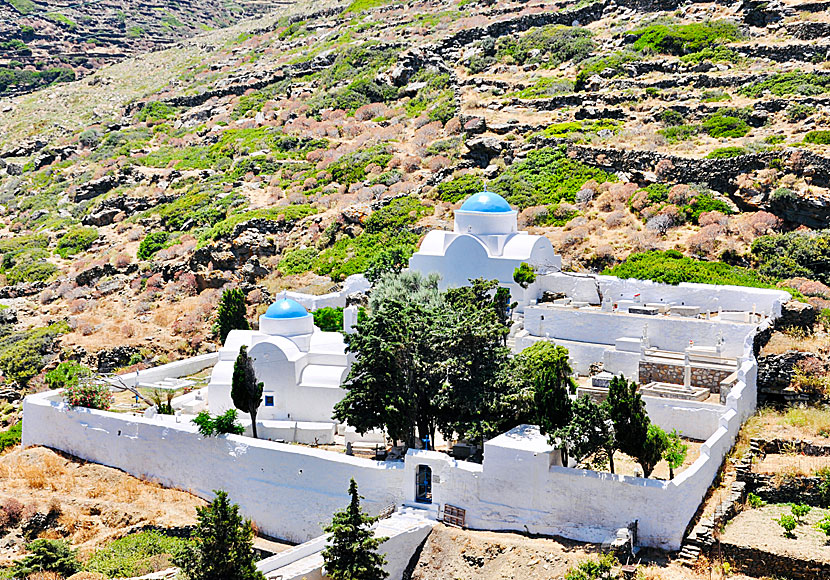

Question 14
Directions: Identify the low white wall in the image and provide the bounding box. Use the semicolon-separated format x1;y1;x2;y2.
22;391;404;544
643;397;722;441
539;273;789;317
116;353;218;388
285;274;371;311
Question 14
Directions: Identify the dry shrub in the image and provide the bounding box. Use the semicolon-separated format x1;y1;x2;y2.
116;477;142;503
698;211;728;227
604;210;628;229
427;155;450;172
668;184;692;205
27;572;63;580
67;572;106;580
1;497;23;525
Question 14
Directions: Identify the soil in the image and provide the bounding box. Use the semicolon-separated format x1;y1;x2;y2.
720;505;830;565
755;454;830;476
407;524;757;580
0;446;206;565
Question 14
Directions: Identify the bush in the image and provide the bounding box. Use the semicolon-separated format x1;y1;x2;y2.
192;409;244;437
659;109;684;126
747;492;766;508
739;71;830;98
815;516;830;537
278;247;320;276
136;101;176;123
364;196;432;234
437;174;484;203
564;553;618;580
775;514;798;538
751;230;830;285
786;103;817;122
805;130;830;145
0;423;21;452
791;503;812;522
702;113;749;138
12;539;81;578
63;381;113;410
629;21;742;56
86;531;190;578
575;50;639;90
137;232;169;260
45;361;92;389
707;146;747;159
491;146;616;209
0;322;69;386
327;146;392;186
56;227;98;258
496;25;595;68
513;263;536;289
605;249;782;289
313;307;344;332
658;124;699;143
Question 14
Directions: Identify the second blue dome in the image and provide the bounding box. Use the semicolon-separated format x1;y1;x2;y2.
459;190;513;213
263;298;309;319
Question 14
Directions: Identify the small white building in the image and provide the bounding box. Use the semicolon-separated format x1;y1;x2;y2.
207;298;349;442
408;190;561;305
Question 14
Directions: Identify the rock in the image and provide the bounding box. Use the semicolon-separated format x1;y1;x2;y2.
778;300;817;329
241;257;268;282
463;117;486;135
96;346;142;373
464;137;505;168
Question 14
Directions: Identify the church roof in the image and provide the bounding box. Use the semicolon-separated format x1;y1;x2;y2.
458;190;513;213
263;298;309;319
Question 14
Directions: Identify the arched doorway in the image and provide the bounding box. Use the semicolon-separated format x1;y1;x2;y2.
415;465;432;504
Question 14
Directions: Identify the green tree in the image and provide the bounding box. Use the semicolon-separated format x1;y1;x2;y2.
322;478;388;580
606;375;650;474
515;342;575;436
640;424;669;478
513;262;536;289
554;395;615;471
334;271;447;448
663;429;688;479
231;345;263;439
176;491;265;580
364;246;411;283
12;539;81;578
214;288;250;344
313;306;344;332
44;360;91;389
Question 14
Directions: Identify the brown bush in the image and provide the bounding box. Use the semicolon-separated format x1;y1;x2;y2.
688;224;723;256
698;211;728;227
668;184;692;205
1;498;24;525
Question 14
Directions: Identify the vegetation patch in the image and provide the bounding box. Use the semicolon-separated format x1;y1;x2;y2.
200;204;317;242
575;50;640;90
56;226;98;258
751;230;830;285
628;20;742;56
86;531;190;578
0;423;21;452
437;174;484;203
508;77;574;99
0;67;75;95
0;321;70;385
739;71;830;98
404;71;456;124
490;146;616;209
805;130;830;145
326;145;392;186
136;101;178;123
706;146;747;159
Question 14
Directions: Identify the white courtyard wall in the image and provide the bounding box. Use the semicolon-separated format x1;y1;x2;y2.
539;273;789;316
525;307;755;359
22;391;404;544
118;353;218;388
643;397;722;441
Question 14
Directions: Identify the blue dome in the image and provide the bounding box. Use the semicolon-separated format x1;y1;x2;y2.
264;298;309;319
459;190;513;213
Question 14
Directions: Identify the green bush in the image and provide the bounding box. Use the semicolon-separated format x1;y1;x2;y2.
575;50;639;90
136;101;176;123
496;25;595;68
490;146;616;209
805;130;830;145
193;409;245;437
510;77;573;99
86;531;190;578
437;174;484;203
327;146;392;186
605;250;781;289
775;513;798;537
0;423;21;452
530;203;580;226
200;205;317;242
56;227;98;258
700;89;731;102
63;381;113;410
278;247;320;276
786;103;817;122
739;71;830;98
680;46;740;64
658;124;699;143
706;146;747;159
0;322;69;385
751;230;830;285
629;21;742;55
702;112;750;138
137;232;170;260
659;109;684;126
0;66;75;95
313;307;344;332
12;539;81;578
45;361;92;389
363;196;432;234
747;492;766;508
564;553;618;580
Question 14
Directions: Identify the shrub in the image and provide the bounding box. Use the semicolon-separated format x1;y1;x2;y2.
815;516;830;537
605;249;782;289
1;498;24;526
702;113;749;138
192;409;244;437
629;21;742;56
78;129;101;148
0;423;22;452
575;50;640;90
791;503;812;522
313;307;344;332
775;514;798;538
137;232;169;260
278;247;319;276
739;71;830;98
44;361;92;389
564;553;618;580
136;101;176;123
751;230;830;285
86;531;190;578
63;381;113;410
363;246;412;283
437;174;484;203
786;103;817;122
658;124;699;143
707;146;747;159
513;263;536;289
56;227;98;258
747;492;766;508
0;322;69;385
496;25;595;68
659;109;684;126
491;146;616;209
364;196;432;234
11;539;81;578
327;146;392;186
805;130;830;145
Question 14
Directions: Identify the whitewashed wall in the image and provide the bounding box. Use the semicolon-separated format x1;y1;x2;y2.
22;392;404;544
539;273;789;316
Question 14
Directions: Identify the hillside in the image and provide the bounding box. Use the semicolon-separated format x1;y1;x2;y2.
0;0;829;397
0;0;275;97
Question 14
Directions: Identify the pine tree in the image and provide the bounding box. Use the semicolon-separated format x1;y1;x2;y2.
554;395;615;471
176;491;265;580
231;345;263;439
322;479;388;580
215;288;249;344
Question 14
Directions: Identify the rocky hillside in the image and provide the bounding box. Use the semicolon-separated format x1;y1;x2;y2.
0;0;829;398
0;0;274;96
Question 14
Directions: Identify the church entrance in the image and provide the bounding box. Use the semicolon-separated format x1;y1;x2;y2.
415;465;432;504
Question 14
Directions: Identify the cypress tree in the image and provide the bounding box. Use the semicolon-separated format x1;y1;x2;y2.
215;288;249;344
176;490;265;580
231;345;263;439
322;478;388;580
606;375;652;476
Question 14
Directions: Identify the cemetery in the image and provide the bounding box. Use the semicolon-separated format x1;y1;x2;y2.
22;189;792;557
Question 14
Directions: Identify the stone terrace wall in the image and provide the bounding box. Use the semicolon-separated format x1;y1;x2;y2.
639;361;734;392
720;544;830;580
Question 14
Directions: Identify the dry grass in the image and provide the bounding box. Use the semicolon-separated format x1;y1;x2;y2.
762;328;830;356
